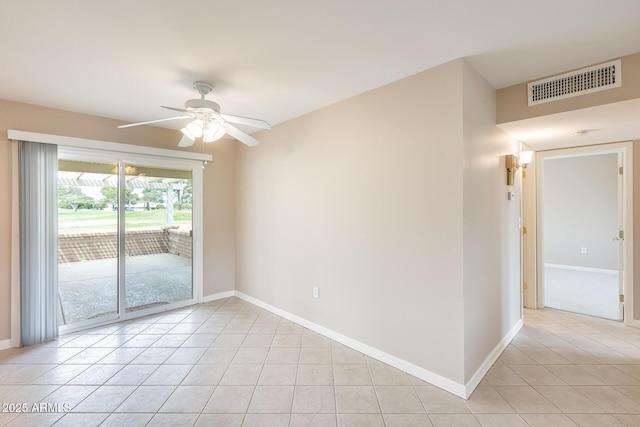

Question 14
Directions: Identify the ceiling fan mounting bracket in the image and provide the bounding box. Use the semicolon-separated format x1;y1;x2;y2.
193;81;214;97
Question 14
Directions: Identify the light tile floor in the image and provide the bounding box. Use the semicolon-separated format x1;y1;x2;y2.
1;298;640;426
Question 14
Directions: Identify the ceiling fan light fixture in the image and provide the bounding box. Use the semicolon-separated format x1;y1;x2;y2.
181;127;196;141
203;122;226;142
186;119;204;138
178;134;194;147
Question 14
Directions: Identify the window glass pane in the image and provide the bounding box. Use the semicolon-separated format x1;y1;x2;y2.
123;163;193;312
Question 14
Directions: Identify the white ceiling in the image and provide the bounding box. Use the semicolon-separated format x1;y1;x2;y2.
2;0;640;148
498;99;640;151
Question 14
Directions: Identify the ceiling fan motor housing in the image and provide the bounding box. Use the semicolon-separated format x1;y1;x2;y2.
185;99;221;113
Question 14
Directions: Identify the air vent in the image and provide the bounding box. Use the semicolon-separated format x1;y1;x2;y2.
527;59;621;106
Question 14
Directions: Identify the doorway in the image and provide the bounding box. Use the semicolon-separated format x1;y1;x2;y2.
536;143;631;321
57;148;202;332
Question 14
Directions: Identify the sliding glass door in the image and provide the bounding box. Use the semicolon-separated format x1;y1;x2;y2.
123;163;193;313
58;159;120;326
57;149;201;331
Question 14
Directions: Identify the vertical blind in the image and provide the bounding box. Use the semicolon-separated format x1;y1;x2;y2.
19;141;58;346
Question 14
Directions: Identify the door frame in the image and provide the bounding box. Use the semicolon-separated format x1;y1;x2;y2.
533;141;635;325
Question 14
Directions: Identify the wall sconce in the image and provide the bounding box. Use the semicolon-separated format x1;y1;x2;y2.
505;154;519;186
519;151;533;168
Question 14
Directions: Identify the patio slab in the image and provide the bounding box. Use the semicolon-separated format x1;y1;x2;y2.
58;253;192;325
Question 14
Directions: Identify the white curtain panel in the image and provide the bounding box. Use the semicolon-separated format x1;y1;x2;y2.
19;140;59;346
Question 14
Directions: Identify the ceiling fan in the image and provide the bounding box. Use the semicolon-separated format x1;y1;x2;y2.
118;81;271;147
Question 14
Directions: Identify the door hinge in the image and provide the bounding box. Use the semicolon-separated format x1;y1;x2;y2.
523;170;526;179
523;282;527;290
619;230;624;239
619;166;623;175
620;294;625;303
522;226;527;234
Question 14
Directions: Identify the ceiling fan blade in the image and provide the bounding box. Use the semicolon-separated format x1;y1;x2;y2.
220;113;271;130
221;123;260;147
178;135;195;147
161;106;191;114
117;115;192;128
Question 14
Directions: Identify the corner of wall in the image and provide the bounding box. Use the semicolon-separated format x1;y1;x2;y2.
461;62;522;384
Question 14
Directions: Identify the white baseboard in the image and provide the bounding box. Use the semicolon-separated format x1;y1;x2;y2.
544;263;617;275
464;319;523;397
624;318;640;329
0;339;11;351
202;290;235;303
235;291;468;398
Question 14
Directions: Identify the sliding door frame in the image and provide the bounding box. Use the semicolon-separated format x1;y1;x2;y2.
57;147;205;334
9;130;211;342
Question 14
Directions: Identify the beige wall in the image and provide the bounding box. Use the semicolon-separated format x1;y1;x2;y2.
0;99;236;341
497;51;640;124
236;59;522;386
203;138;237;296
462;62;521;382
237;59;466;383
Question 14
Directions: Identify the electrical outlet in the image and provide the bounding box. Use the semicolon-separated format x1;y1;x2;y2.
313;286;319;299
581;247;588;254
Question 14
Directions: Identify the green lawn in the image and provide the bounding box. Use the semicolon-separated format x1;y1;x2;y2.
59;209;192;233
